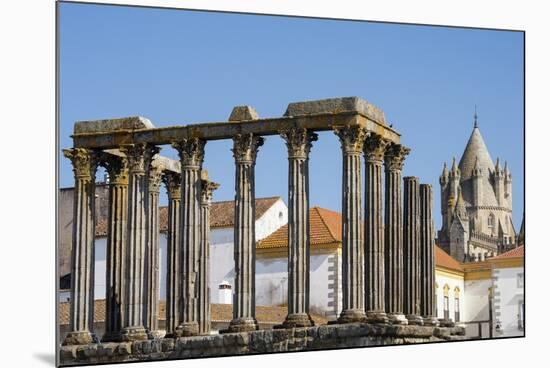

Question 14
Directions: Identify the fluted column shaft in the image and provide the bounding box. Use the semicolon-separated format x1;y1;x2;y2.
163;172;181;336
420;184;438;325
101;154;129;342
363;135;389;323
120;143;158;341
62;148;98;346
173;138;206;337
145;165;162;335
198;177;220;334
227;133;264;333
335;126;367;323
384;144;410;324
403;176;423;325
280;128;318;328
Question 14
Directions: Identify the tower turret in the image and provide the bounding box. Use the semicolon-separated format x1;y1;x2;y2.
472;156;483;207
439;162;449;222
449;157;460;200
493;157;505;206
504;161;512;210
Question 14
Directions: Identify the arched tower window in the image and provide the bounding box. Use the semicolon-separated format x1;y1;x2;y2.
488;213;495;229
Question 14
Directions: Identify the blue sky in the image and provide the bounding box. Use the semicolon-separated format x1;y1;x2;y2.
58;3;524;230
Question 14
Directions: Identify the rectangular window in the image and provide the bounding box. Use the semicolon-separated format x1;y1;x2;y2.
454;297;460;322
517;273;524;288
444;296;449;320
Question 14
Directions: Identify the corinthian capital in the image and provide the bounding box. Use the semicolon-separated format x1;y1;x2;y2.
99;152;129;185
280;128;318;159
232;133;265;164
384;144;410;172
162;171;181;199
334;126;368;154
63;148;99;180
148;164;163;193
120;143;160;174
200;180;220;205
364;134;390;164
172;138;206;169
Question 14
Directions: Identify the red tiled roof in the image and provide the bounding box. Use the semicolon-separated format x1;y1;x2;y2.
95;196;282;236
58;299;327;326
257;207;341;249
490;245;524;259
435;245;463;272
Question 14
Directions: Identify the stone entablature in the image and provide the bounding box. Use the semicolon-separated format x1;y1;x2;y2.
61;97;444;363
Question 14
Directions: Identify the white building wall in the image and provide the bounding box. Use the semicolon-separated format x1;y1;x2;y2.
493;266;524;337
463;278;491;323
434;271;465;323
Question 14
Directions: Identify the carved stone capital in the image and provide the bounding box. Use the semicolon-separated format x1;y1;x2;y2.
334;126;368;154
200;180;220;205
148;165;163;193
162;172;182;199
279;128;318;159
120;144;159;174
232;133;265;164
364;134;390;164
63;148;99;180
99;153;129;185
172;138;205;169
384;144;410;172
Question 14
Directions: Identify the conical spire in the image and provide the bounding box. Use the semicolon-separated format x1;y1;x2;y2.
440;162;449;185
454;186;467;220
495;157;501;171
450;157;460;177
458;123;494;181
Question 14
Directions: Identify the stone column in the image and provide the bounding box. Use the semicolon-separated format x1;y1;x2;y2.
120;143;158;341
280;128;318;328
227;133;264;332
172;138;206;337
403;176;423;325
363;135;389;324
100;153;128;342
145;164;163;337
335;126;367;323
162;172;181;337
198;172;220;334
62;148;98;346
420;184;438;326
383;144;410;325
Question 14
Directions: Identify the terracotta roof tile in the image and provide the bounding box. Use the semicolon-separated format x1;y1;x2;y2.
490;245;524;259
95;196;282;236
435;245;463;272
58;300;327;326
257;207;341;249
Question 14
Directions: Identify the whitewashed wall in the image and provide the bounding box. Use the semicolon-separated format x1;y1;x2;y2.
463;278;491;323
492;266;524;337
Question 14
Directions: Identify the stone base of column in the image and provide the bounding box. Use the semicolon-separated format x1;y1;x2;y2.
277;313;315;329
101;332;122;343
366;310;389;324
224;317;259;333
175;322;199;337
120;326;149;342
438;318;455;328
148;330;165;339
62;331;96;346
337;309;367;324
406;314;424;326
387;313;408;325
422;316;440;327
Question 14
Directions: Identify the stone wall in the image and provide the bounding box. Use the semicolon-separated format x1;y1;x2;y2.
60;323;465;366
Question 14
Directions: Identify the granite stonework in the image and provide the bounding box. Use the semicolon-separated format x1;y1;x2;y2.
60;324;466;365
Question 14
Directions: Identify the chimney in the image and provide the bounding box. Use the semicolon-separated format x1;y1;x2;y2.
218;280;232;304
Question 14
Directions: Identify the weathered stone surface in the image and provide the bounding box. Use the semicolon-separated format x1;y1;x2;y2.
60;323;466;366
284;97;386;124
74;116;154;134
229;106;260;121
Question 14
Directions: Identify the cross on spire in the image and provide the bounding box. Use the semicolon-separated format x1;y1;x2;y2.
474;105;478;128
